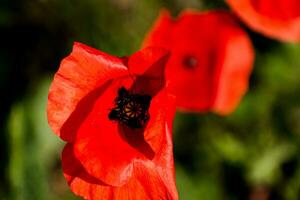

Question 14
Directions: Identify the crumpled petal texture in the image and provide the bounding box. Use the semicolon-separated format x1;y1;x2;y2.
226;0;300;42
143;10;254;115
47;42;128;141
47;42;178;199
63;143;175;200
73;85;172;186
62;93;177;200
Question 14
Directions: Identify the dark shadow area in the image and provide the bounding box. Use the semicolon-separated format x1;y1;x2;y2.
221;161;249;200
118;125;155;159
61;80;112;142
62;144;108;186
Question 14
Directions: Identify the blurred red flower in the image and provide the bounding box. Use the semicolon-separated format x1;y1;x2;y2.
143;10;254;115
47;42;178;200
226;0;300;42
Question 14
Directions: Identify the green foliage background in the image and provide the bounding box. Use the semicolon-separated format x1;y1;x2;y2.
1;0;300;199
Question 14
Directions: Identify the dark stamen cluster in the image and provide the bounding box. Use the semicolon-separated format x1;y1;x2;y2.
109;87;152;129
183;55;198;69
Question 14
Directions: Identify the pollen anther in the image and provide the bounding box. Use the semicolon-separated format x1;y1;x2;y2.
108;87;151;129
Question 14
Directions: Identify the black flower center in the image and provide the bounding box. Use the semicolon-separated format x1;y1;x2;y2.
183;55;198;69
108;87;152;129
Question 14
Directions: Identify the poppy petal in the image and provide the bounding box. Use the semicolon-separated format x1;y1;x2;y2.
212;24;254;114
226;0;300;42
73;77;140;187
128;46;170;96
142;9;174;48
153;94;178;200
75;69;173;186
165;11;221;111
63;144;176;200
211;13;255;115
73;78;172;186
124;160;175;200
128;46;169;78
47;42;128;141
62;144;113;199
143;10;254;114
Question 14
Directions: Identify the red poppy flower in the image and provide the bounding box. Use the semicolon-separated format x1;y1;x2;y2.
226;0;300;42
47;42;178;199
143;10;254;115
